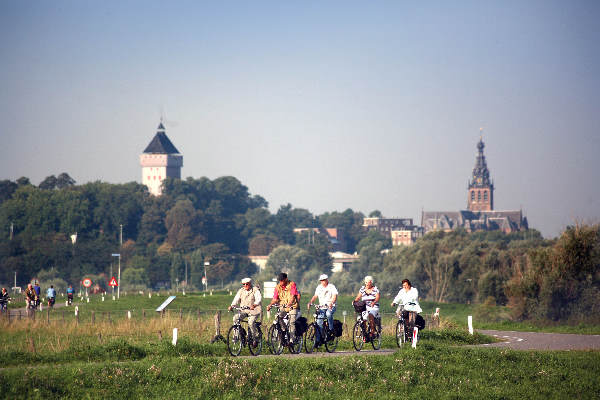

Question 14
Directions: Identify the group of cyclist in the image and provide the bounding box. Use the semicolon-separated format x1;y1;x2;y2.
20;282;75;310
228;271;422;351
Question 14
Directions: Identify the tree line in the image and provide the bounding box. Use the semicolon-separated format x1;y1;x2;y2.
0;174;367;293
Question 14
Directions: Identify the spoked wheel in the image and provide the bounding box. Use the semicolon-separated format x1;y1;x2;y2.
288;333;303;354
304;324;318;353
268;324;284;355
396;320;406;347
227;325;244;356
248;327;263;356
352;321;365;351
371;320;382;350
324;326;339;353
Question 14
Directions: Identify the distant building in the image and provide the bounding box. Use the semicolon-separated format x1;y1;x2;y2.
293;227;346;252
139;121;183;196
363;217;422;246
391;227;424;246
421;137;528;234
248;255;269;271
330;251;360;273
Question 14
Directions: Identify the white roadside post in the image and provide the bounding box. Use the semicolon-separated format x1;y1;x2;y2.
172;328;178;346
75;306;79;316
412;327;419;348
127;310;132;320
468;315;474;335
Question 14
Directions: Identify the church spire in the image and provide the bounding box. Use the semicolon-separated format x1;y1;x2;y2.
467;136;494;211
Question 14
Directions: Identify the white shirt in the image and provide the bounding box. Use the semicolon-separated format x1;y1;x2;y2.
314;283;338;307
231;287;262;307
393;287;422;313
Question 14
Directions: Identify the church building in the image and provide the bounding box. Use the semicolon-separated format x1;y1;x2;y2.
421;137;528;234
139;121;183;196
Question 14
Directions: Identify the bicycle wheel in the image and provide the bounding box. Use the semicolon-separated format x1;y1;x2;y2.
352;320;364;351
395;319;406;347
324;324;339;353
289;332;303;354
304;323;318;353
248;326;262;356
268;324;284;355
371;320;382;350
227;325;244;356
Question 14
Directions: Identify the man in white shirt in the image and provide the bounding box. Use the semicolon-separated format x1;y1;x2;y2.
307;274;338;344
229;278;262;345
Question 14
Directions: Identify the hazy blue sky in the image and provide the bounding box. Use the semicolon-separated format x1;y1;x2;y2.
1;1;598;238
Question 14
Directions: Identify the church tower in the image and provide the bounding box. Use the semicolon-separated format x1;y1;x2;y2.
139;121;183;196
467;137;494;211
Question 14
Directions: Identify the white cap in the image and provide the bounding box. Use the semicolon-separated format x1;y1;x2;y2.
241;278;252;284
319;274;328;281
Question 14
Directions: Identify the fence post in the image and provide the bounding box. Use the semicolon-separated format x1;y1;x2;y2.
28;338;36;353
98;332;102;343
210;310;225;343
18;310;21;320
47;308;50;324
142;309;146;320
92;311;95;324
108;311;111;323
158;330;162;340
198;310;201;327
179;308;183;322
62;310;65;323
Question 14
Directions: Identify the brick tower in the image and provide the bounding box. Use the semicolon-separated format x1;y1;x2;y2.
139;121;183;196
467;137;494;211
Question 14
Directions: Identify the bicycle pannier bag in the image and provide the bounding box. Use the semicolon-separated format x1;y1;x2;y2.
333;319;343;337
295;316;308;335
415;314;425;330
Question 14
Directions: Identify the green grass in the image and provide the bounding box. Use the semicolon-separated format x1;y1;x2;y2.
1;344;598;399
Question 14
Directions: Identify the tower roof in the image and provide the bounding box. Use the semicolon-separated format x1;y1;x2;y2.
143;122;180;154
469;137;492;188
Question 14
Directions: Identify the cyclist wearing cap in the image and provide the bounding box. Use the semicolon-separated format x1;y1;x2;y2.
267;272;300;344
307;274;338;344
229;278;262;346
354;275;380;338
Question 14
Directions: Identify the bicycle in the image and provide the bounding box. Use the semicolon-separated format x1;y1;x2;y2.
267;305;303;355
227;306;263;356
395;306;418;347
352;301;381;351
305;304;338;353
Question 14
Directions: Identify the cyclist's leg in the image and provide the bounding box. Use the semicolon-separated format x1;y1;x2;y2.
278;310;287;332
315;309;325;342
247;313;259;339
326;306;336;335
288;309;298;341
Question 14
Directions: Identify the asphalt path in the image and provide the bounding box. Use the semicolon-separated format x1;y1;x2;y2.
477;329;600;351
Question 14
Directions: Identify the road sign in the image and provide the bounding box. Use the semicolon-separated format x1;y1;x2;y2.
109;277;118;287
82;278;92;288
202;276;207;285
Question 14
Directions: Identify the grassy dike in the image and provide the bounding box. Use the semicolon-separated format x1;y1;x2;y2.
1;343;598;399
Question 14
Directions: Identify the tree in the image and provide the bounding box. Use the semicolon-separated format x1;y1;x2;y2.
56;173;76;189
248;234;281;256
39;175;57;190
165;199;205;252
368;210;382;218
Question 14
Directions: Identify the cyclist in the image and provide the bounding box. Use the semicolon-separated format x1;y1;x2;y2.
307;274;338;345
0;287;10;312
267;272;300;345
25;283;37;309
33;282;41;309
228;278;262;347
46;285;56;308
391;279;422;334
353;275;380;340
66;285;74;305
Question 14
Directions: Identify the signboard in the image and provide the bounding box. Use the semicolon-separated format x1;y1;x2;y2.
156;295;176;312
82;278;92;288
201;276;207;285
109;277;118;287
263;281;277;299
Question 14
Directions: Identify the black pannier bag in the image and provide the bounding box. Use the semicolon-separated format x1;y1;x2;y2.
295;316;308;335
353;300;366;313
332;319;343;337
415;314;425;330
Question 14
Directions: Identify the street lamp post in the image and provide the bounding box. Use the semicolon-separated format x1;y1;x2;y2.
112;253;121;299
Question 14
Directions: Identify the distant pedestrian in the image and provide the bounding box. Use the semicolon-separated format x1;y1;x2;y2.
66;285;74;305
25;284;37;310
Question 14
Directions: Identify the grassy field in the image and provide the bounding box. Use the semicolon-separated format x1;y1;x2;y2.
2;292;599;399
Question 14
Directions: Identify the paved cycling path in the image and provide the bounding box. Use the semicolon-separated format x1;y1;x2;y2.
477;329;600;351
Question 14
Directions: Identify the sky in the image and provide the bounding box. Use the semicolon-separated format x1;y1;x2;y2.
1;1;599;238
